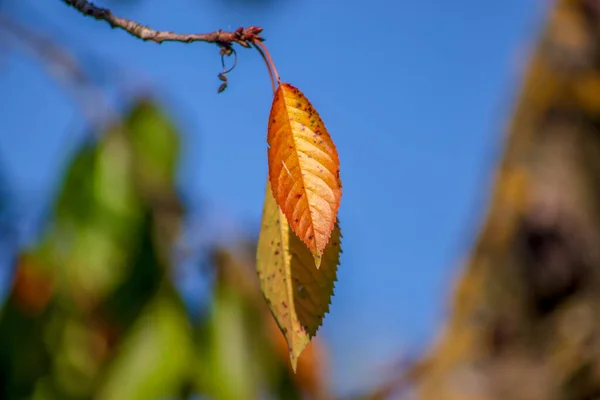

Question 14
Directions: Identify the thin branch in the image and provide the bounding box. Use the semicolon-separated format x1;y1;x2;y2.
0;13;89;85
0;12;118;131
61;0;264;49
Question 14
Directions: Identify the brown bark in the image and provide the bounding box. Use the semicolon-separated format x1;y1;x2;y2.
414;1;600;399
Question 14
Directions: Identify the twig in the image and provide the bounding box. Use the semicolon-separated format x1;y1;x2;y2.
61;0;264;50
0;12;118;131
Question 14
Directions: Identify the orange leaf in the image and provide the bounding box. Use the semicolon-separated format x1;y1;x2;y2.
267;83;342;266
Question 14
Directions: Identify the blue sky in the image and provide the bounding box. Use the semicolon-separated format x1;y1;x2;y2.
0;0;546;395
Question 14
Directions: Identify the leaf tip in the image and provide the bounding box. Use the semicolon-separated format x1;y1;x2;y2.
313;251;322;269
290;355;299;373
289;342;308;374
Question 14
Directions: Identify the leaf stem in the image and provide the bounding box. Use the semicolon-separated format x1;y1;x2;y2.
255;41;280;84
253;43;276;93
252;40;280;93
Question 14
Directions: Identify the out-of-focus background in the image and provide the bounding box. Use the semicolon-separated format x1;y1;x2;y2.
0;0;552;399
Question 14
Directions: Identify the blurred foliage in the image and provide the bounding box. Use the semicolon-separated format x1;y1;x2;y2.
13;0;600;399
0;97;330;399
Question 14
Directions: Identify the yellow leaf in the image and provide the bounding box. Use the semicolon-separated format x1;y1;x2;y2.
267;82;342;266
257;180;341;371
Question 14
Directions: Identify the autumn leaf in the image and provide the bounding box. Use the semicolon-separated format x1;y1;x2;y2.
267;83;342;266
257;180;341;371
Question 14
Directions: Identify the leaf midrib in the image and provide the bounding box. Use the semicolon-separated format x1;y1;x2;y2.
279;85;318;255
276;205;308;367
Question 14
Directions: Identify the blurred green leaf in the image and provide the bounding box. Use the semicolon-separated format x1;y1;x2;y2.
196;247;294;400
38;97;181;306
0;97;185;400
206;285;263;400
96;290;194;400
44;128;143;303
126;99;180;201
99;209;165;328
0;295;54;399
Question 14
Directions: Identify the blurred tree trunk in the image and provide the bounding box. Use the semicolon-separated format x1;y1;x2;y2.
415;0;600;399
